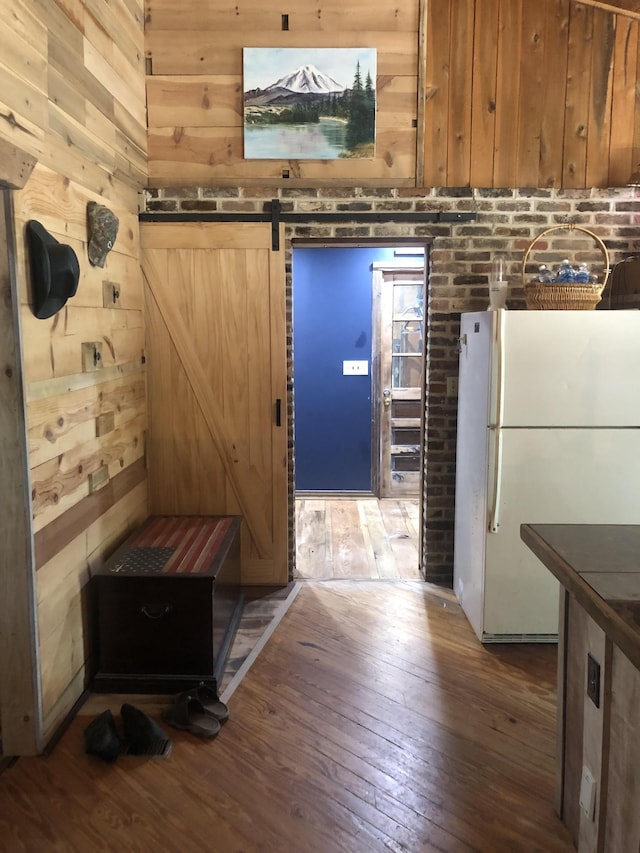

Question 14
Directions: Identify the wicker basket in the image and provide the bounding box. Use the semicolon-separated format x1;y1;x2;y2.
522;224;610;310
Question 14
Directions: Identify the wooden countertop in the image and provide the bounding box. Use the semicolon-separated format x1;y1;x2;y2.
520;524;640;671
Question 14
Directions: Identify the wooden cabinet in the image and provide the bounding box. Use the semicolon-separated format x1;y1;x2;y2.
603;649;640;852
560;603;640;853
522;524;640;853
559;593;610;850
91;515;243;693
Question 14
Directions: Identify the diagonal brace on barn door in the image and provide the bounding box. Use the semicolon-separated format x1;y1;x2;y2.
141;252;271;559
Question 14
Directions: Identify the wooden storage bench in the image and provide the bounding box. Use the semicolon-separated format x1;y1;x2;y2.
91;515;243;693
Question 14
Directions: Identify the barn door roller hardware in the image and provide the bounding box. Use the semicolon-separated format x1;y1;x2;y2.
140;201;477;251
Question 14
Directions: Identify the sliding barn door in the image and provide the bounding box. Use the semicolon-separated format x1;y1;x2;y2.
140;222;288;584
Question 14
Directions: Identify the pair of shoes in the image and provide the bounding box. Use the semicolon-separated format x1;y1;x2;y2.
161;682;229;739
83;705;172;761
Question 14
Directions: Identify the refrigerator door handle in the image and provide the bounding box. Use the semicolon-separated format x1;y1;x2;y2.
493;309;506;429
489;425;503;533
488;311;505;533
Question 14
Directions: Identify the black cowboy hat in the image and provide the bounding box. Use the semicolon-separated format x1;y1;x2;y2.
26;220;80;319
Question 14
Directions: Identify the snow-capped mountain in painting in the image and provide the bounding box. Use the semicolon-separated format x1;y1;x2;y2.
244;64;346;107
268;64;345;95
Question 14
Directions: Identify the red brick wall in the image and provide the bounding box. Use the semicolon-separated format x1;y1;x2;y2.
145;185;640;585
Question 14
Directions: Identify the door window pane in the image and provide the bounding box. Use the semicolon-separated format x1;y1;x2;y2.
392;320;423;354
393;427;421;445
393;284;423;316
392;454;420;472
392;400;421;419
392;355;422;388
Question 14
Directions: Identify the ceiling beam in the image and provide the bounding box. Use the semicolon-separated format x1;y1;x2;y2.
576;0;640;20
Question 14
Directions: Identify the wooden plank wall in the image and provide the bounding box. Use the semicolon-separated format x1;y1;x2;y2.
424;0;640;188
145;0;420;186
145;0;640;189
0;189;41;756
2;0;148;741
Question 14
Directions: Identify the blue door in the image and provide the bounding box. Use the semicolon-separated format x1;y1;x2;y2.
293;246;398;492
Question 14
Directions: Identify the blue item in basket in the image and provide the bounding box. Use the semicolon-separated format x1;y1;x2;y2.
557;259;576;283
575;263;590;283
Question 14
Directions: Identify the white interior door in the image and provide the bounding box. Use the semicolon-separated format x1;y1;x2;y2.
376;266;425;498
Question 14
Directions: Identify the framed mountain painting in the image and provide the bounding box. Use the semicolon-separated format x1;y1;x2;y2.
243;47;377;160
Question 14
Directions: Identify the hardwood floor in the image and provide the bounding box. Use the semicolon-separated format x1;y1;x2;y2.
295;497;421;580
0;581;572;852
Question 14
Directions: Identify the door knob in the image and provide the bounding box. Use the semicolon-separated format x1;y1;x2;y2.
383;388;391;409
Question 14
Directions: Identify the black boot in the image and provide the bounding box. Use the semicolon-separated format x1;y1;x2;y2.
83;709;122;762
121;703;172;756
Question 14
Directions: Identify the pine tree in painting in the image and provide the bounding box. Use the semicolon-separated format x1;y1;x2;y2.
364;70;375;140
346;61;375;152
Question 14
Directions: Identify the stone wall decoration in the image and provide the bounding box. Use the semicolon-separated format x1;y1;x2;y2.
87;201;119;267
26;220;80;319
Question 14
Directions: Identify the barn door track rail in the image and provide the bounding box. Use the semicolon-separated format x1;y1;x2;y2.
139;201;477;251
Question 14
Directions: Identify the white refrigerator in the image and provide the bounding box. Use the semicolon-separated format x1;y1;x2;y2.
453;309;640;642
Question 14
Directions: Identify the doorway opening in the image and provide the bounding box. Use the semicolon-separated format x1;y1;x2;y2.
291;240;429;581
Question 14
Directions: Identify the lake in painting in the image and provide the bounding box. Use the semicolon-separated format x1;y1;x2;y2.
244;117;348;160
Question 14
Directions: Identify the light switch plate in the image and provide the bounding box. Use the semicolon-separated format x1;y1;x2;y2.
579;767;597;820
343;360;368;376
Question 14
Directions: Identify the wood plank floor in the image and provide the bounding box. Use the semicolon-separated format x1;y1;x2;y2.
295;498;421;580
0;581;572;852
